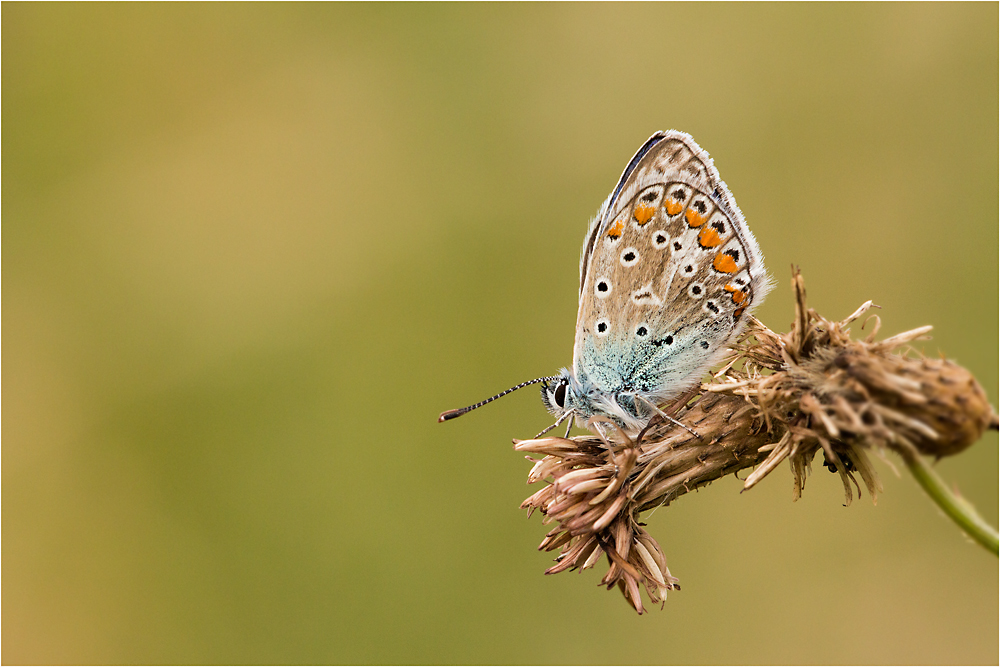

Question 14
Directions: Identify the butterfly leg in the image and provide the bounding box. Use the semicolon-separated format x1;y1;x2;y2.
635;394;700;440
534;410;572;439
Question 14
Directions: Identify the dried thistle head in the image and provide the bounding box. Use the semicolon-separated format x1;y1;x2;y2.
515;270;995;614
729;271;995;500
515;425;682;615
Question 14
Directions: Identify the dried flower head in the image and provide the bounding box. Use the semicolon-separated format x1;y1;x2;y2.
516;269;996;614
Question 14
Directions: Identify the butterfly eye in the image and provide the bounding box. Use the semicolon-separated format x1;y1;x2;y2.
553;382;567;408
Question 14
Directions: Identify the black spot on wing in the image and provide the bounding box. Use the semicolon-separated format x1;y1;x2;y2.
652;334;674;347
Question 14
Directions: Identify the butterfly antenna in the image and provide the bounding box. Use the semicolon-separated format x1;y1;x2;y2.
438;376;559;423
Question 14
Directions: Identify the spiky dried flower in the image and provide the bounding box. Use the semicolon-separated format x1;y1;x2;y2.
516;270;996;614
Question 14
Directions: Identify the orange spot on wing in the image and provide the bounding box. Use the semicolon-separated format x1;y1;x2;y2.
713;253;738;273
724;283;747;304
685;208;707;227
607;219;624;239
633;204;655;225
733;306;746;320
698;228;722;248
664;199;683;216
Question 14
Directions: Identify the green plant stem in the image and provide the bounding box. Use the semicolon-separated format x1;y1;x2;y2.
903;451;999;556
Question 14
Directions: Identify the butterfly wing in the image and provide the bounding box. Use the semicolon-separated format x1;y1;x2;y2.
573;131;772;405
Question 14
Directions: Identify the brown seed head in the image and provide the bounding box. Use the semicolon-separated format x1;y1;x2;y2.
515;269;995;613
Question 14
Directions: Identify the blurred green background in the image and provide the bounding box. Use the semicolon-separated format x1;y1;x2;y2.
4;3;997;664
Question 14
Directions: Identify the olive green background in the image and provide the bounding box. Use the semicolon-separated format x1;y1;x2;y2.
4;3;997;664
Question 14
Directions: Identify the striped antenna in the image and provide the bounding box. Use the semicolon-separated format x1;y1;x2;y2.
438;376;559;423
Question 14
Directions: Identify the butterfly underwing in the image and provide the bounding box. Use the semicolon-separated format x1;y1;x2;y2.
539;130;773;434
439;131;771;437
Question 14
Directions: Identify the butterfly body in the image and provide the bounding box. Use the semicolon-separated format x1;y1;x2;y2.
541;131;772;434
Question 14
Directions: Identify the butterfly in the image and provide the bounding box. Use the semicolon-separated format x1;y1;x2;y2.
440;131;772;437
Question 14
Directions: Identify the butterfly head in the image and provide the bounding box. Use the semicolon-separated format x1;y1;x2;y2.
540;368;579;421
